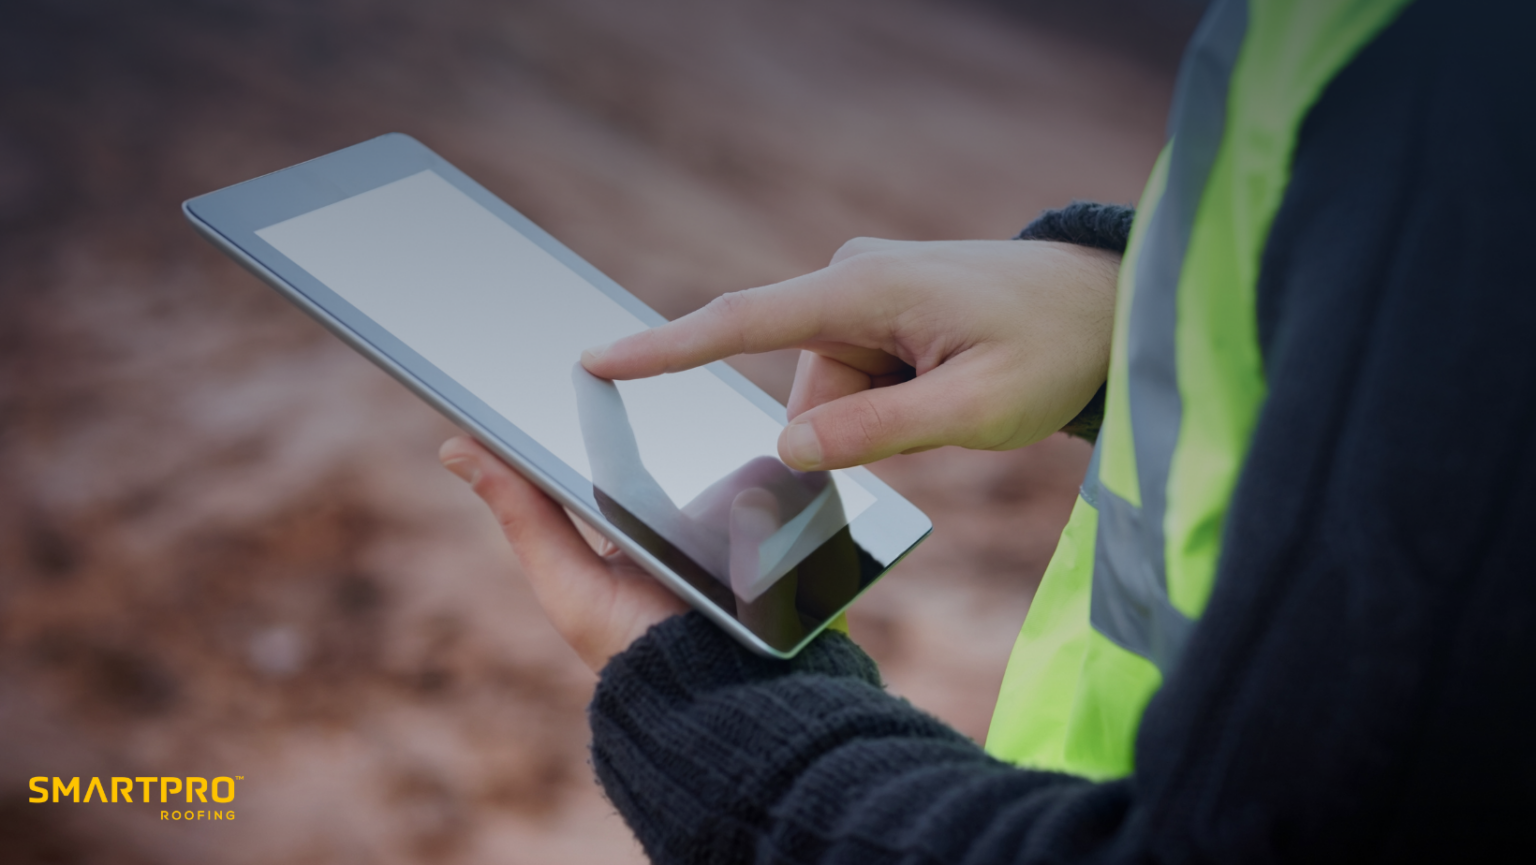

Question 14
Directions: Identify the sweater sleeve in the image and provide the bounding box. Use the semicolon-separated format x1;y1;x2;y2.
1013;200;1134;253
589;613;1119;865
1124;0;1536;858
587;0;1536;862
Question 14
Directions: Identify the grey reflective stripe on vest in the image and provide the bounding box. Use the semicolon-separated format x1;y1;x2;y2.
1087;0;1248;675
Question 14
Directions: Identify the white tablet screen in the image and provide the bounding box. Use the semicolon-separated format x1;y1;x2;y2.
256;169;872;598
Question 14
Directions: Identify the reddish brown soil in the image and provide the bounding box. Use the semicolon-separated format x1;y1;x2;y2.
0;1;1188;861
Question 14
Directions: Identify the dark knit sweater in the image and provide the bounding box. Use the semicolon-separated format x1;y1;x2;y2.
589;0;1536;861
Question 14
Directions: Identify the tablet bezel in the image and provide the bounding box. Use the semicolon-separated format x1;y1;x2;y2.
183;133;931;658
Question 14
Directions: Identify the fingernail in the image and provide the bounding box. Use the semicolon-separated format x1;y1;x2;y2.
442;457;481;485
581;341;612;367
782;422;823;469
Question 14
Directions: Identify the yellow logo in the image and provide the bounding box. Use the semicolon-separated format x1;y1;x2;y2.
29;776;241;821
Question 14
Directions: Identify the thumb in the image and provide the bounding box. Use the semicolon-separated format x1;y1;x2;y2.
777;363;986;470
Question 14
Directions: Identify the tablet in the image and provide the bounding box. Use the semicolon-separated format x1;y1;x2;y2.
183;133;931;657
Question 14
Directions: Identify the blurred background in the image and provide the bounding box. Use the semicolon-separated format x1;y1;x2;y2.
0;0;1201;861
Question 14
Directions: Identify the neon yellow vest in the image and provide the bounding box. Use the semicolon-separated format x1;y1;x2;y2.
985;0;1413;780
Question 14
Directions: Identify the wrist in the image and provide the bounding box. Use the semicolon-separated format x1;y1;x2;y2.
1015;201;1131;442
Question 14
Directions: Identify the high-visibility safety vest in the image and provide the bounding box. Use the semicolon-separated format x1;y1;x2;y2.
985;0;1414;780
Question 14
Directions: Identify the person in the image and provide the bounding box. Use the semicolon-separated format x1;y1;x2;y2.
438;0;1536;860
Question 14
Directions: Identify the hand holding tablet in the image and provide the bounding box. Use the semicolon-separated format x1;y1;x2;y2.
438;434;689;673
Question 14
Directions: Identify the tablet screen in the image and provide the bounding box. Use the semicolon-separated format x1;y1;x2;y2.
255;169;874;611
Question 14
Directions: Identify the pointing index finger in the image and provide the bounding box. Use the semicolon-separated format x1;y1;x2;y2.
581;271;834;380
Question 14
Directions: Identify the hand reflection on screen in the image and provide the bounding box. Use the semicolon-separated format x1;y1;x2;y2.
572;365;854;644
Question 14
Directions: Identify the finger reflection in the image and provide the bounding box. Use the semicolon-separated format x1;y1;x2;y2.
572;364;861;645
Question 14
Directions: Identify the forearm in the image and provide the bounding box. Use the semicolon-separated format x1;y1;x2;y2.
590;614;1119;865
590;203;1138;863
586;1;1536;861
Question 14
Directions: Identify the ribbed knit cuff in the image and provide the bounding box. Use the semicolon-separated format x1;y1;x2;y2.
589;613;889;861
1015;200;1134;253
1015;200;1133;442
596;612;882;698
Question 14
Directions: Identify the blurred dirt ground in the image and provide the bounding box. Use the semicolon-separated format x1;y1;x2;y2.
0;1;1193;862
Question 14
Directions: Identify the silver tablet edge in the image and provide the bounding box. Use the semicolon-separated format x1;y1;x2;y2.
182;201;895;659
